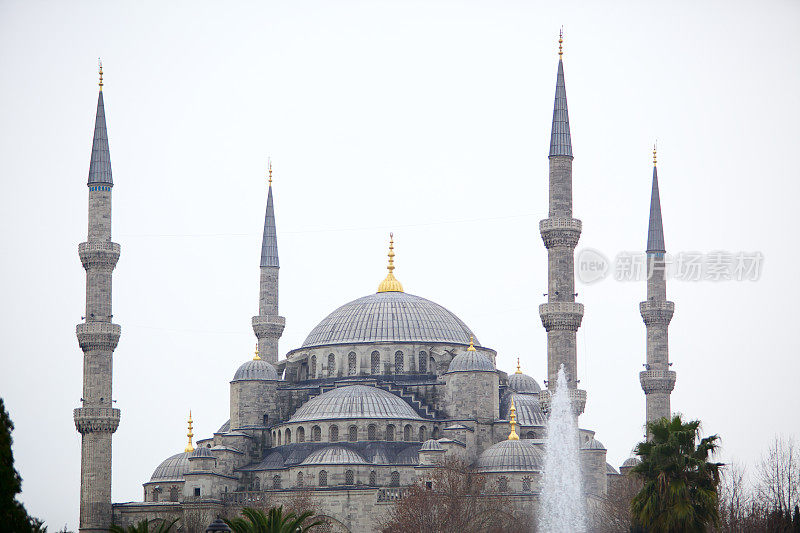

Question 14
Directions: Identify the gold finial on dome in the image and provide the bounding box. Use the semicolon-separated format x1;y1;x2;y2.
508;399;519;440
467;336;476;351
253;342;261;361
268;158;273;186
653;142;657;167
98;58;103;90
516;357;522;374
185;410;194;453
558;28;563;58
377;233;404;293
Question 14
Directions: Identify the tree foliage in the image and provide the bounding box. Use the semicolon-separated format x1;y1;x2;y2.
630;415;723;532
109;518;178;533
224;506;323;533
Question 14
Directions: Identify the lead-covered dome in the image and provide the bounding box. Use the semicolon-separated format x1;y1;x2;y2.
476;440;544;473
507;372;541;393
447;350;494;373
301;292;477;348
501;392;545;427
300;446;368;465
288;385;423;423
232;359;279;381
150;452;190;482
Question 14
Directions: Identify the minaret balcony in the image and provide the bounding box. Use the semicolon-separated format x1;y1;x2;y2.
539;302;584;331
539;217;582;248
73;407;120;434
252;315;286;338
76;322;121;351
78;241;120;270
639;369;677;394
639;300;674;325
539;388;587;416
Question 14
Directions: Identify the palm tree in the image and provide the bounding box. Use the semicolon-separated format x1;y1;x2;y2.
224;506;323;533
630;415;723;532
109;518;178;533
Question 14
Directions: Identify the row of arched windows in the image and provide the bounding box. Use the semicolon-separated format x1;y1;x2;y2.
306;351;433;378
254;469;405;490
274;423;430;445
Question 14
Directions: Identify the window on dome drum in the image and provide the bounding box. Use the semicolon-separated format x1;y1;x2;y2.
390;471;400;487
319;470;327;487
408;354;416;373
169;486;179;502
369;471;377;486
329;425;339;442
368;424;377;440
263;414;269;426
273;474;281;489
297;471;304;487
194;487;201;497
310;355;316;378
349;425;358;442
522;477;531;492
395;351;404;374
277;431;282;446
419;352;427;373
297;427;305;442
327;354;335;377
498;477;509;493
432;427;440;439
348;352;357;375
403;425;412;441
254;478;260;491
526;431;535;440
386;424;395;441
285;428;291;444
345;470;354;485
312;425;321;442
152;490;159;502
371;351;380;374
419;426;426;442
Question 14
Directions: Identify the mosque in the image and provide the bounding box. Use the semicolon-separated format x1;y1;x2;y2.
73;36;674;532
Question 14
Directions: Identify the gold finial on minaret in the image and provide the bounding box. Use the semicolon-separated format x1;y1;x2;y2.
516;357;522;374
508;399;519;440
98;58;103;90
268;158;273;186
253;342;261;361
185;410;194;453
377;233;404;293
467;336;476;351
653;142;657;167
558;28;563;58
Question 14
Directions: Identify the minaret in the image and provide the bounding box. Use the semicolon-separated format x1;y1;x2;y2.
538;31;586;416
73;61;121;533
252;162;285;363
639;147;676;432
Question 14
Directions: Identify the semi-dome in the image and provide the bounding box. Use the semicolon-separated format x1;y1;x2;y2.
582;438;606;450
501;392;545;427
420;439;444;451
189;447;214;459
300;446;368;466
288;385;423;423
301;291;477;348
150;452;190;482
507;372;541;393
448;351;494;373
232;359;279;381
476;439;544;473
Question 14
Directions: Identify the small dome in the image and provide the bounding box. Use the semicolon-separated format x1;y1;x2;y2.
507;372;541;393
150;452;190;482
582;438;606;450
501;392;545;427
622;457;641;467
447;348;494;373
189;447;214;459
289;385;422;423
232;359;279;381
476;440;544;473
420;439;444;451
300;446;367;466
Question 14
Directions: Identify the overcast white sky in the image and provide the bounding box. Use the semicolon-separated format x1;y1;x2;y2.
1;0;799;529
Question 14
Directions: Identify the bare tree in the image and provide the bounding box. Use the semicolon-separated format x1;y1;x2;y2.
592;473;642;532
756;436;799;516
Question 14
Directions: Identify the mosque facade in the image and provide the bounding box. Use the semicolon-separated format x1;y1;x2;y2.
74;40;674;532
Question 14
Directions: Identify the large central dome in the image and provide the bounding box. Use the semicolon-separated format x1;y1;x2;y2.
301;291;477;348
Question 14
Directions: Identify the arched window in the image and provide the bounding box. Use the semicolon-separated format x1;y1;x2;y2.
419;351;427;373
273;474;281;489
312;425;321;442
169;486;179;501
319;470;327;487
386;424;395;442
522;477;531;492
329;425;339;442
310;355;316;378
371;351;380;374
277;431;282;446
418;426;426;442
152;489;159;502
369;470;377;486
297;471;304;487
390;471;400;487
498;476;508;493
408;353;416;373
297;427;305;442
345;470;354;485
526;431;536;440
327;353;335;377
348;425;358;442
432;427;440;439
254;478;260;491
429;356;435;373
403;424;412;442
285;428;291;444
394;351;404;374
348;352;357;375
368;424;377;440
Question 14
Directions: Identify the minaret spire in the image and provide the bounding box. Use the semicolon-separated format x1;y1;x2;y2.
252;161;285;364
639;147;676;437
75;63;121;532
539;31;586;417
